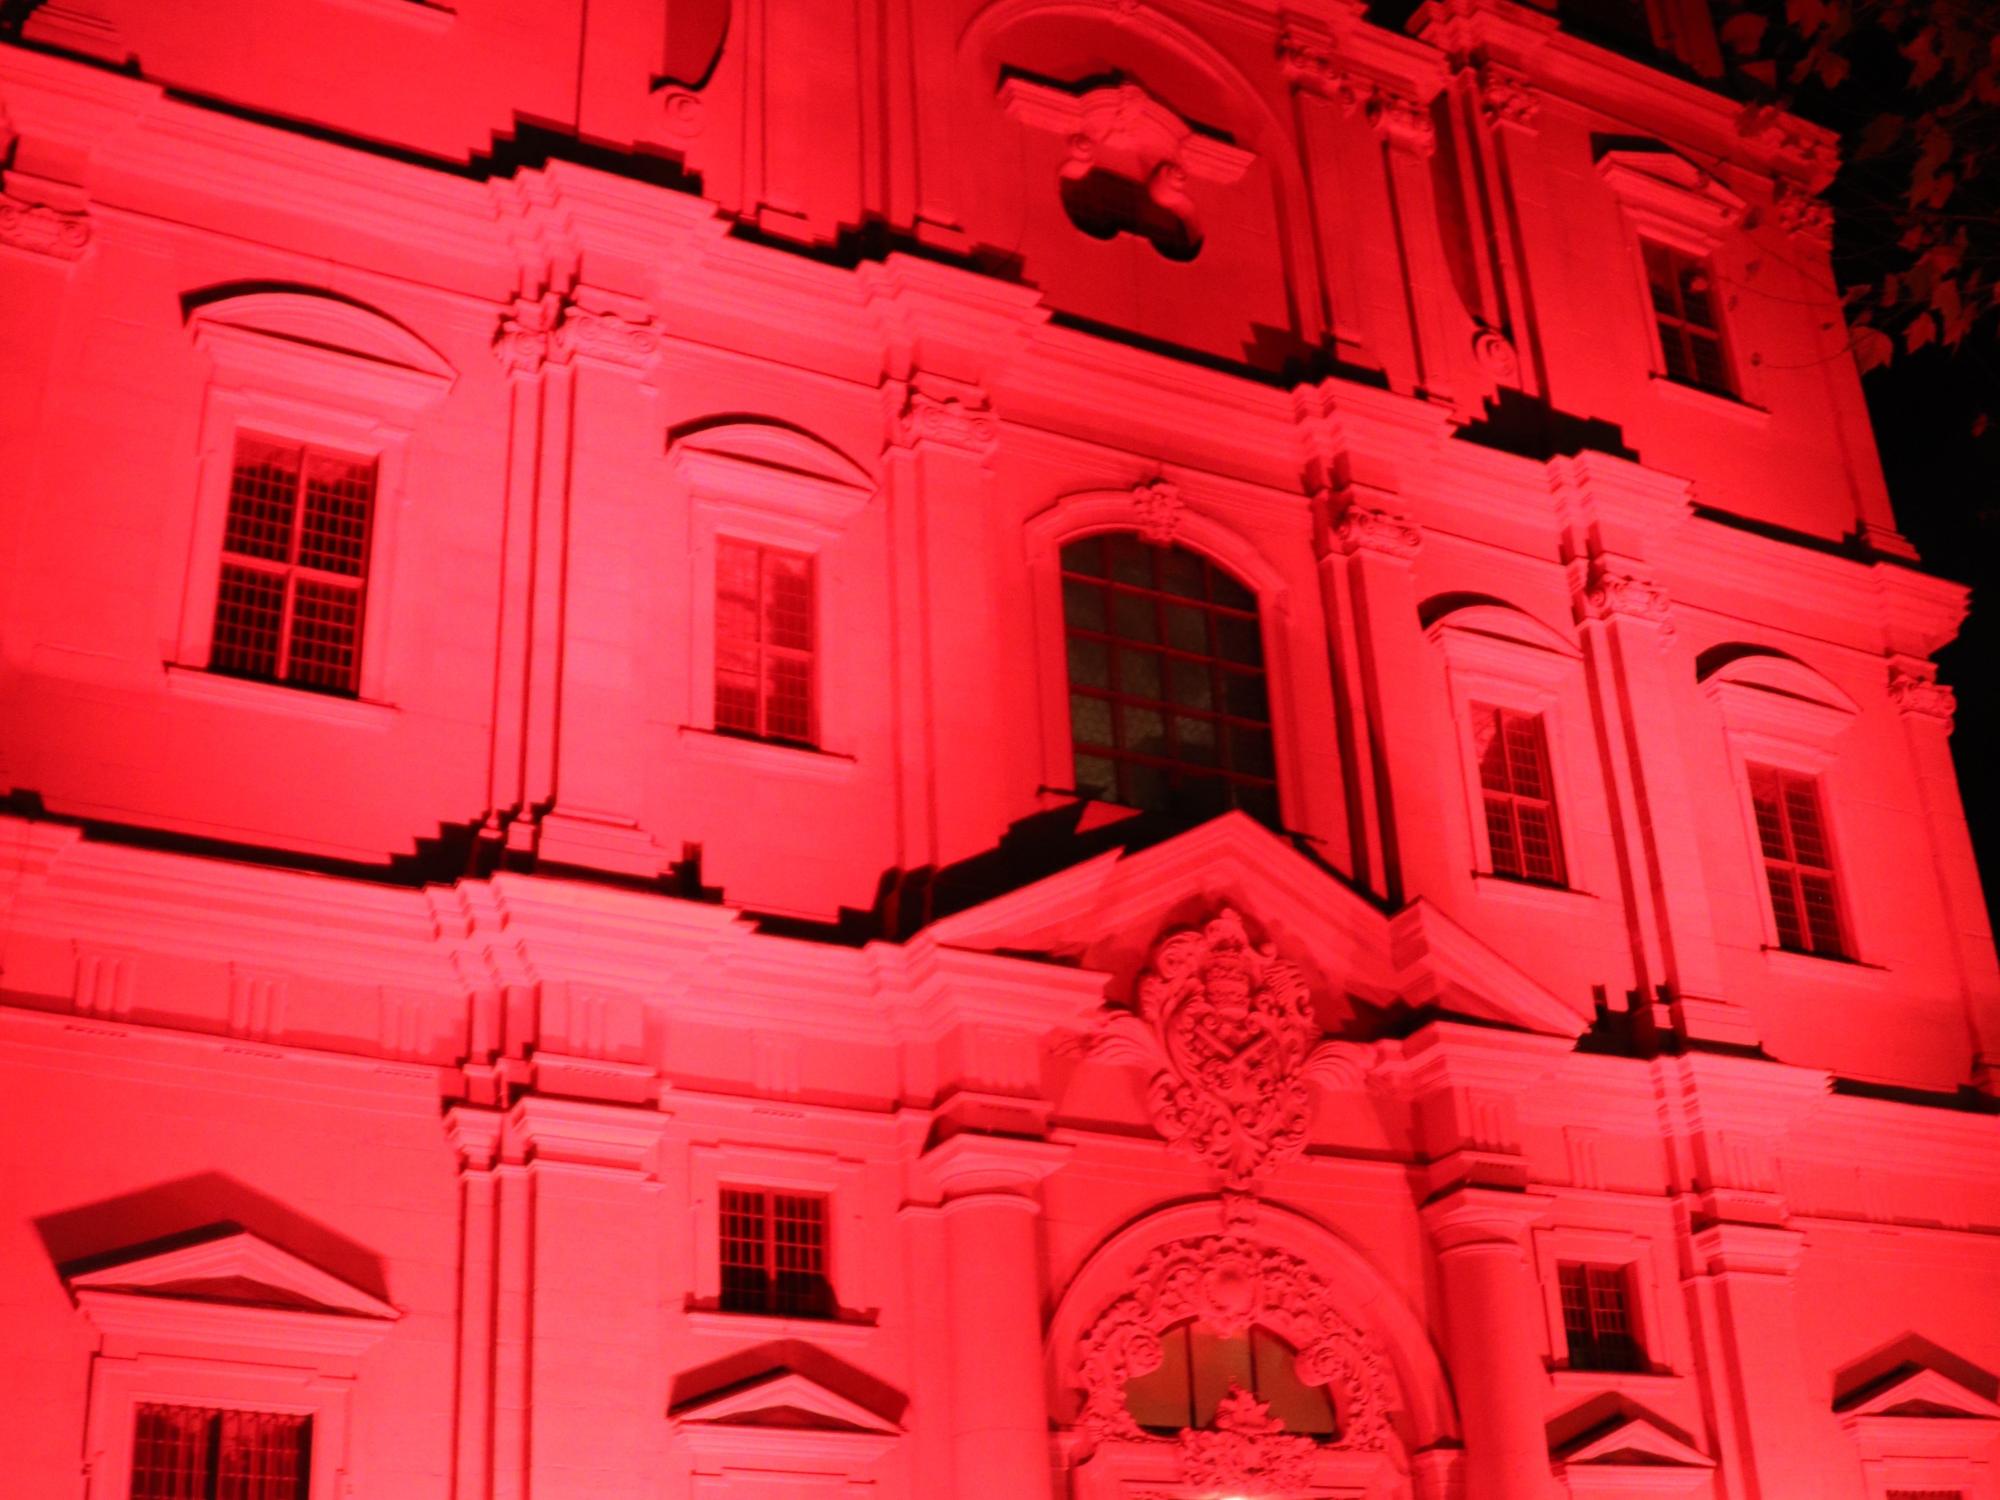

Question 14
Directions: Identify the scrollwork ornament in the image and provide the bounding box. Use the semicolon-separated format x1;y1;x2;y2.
893;387;999;454
1334;505;1422;560
1889;664;1955;725
554;305;661;367
1772;184;1834;247
1574;559;1673;635
1073;1234;1396;1458
0;193;91;260
1132;478;1184;546
1177;1389;1319;1494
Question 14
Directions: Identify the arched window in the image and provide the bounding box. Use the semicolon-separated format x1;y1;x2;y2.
1060;534;1277;825
1123;1321;1338;1438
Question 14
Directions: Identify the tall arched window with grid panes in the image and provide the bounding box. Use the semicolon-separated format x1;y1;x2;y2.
1059;534;1277;825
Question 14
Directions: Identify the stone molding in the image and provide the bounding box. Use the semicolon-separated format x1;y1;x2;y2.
889;379;998;455
492;296;661;375
1131;478;1184;546
1571;557;1673;633
1334;503;1423;560
1889;661;1956;726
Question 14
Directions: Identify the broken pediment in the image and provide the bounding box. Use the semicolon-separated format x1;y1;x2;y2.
1595;140;1748;243
921;811;1587;1043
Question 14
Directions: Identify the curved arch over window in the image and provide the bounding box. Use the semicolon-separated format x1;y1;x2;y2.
1124;1320;1338;1438
1059;533;1276;824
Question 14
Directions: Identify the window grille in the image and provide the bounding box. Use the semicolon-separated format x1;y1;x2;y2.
1558;1263;1644;1372
1642;240;1734;395
131;1403;311;1500
1747;765;1846;957
1473;705;1566;885
1059;534;1277;826
715;540;816;746
210;435;374;695
718;1188;832;1318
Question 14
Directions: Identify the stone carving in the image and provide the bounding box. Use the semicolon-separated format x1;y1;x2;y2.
892;384;998;454
492;299;555;376
1334;504;1422;561
1178;1389;1319;1494
1477;63;1539;129
1889;664;1956;725
0;193;91;259
1368;94;1437;157
1074;1233;1395;1456
1738;105;1841;193
1132;478;1184;546
1472;326;1522;385
554;305;661;366
1573;558;1673;632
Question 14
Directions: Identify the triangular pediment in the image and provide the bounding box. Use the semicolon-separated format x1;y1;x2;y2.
922;812;1585;1039
1838;1364;2000;1424
1554;1412;1714;1468
671;1370;901;1435
66;1229;397;1321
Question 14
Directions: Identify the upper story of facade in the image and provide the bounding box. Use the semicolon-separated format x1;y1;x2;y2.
1;0;1994;1097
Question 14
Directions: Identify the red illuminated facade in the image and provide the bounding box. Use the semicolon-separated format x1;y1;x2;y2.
2;0;1998;1497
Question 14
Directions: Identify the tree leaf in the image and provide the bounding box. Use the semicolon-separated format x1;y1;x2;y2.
1721;12;1770;54
1742;58;1780;89
1903;25;1943;88
1904;311;1937;351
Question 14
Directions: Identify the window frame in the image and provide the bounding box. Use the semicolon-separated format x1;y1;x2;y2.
1056;532;1280;825
1024;492;1304;834
1555;1261;1645;1373
1531;1224;1682;1384
207;434;380;697
1745;762;1850;958
1701;654;1864;965
175;301;451;712
1470;702;1568;887
669;440;870;770
1639;237;1738;398
712;537;819;748
717;1184;835;1319
1426;605;1588;895
686;1143;871;1337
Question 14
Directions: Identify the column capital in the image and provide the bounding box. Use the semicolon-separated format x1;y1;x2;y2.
444;1105;505;1172
885;375;998;457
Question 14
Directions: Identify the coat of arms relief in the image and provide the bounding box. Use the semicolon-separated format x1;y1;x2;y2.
1075;909;1395;1496
1091;906;1375;1200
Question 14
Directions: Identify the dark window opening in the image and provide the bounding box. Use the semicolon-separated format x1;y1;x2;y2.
1122;1322;1338;1438
131;1403;311;1500
1060;534;1278;827
1643;240;1735;396
1748;764;1847;957
719;1187;833;1318
1559;1263;1645;1372
1474;704;1567;885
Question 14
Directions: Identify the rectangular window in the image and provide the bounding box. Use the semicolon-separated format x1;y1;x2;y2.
210;435;375;695
132;1403;311;1500
1748;765;1846;957
1642;240;1734;395
714;540;816;746
1474;705;1566;885
1558;1263;1644;1372
718;1188;832;1318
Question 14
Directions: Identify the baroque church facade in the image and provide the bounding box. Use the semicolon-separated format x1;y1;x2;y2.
2;0;1998;1497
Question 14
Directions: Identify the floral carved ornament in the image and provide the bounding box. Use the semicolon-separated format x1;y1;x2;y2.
1074;1234;1396;1462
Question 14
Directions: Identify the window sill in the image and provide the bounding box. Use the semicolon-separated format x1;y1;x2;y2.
1759;945;1887;986
165;665;398;730
1549;1366;1681;1393
1650;372;1769;426
683;1307;878;1348
1471;872;1598;910
677;725;857;782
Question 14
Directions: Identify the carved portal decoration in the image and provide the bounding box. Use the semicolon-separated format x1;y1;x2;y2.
999;76;1254;262
1074;1233;1395;1459
1092;908;1372;1196
1178;1389;1319;1494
